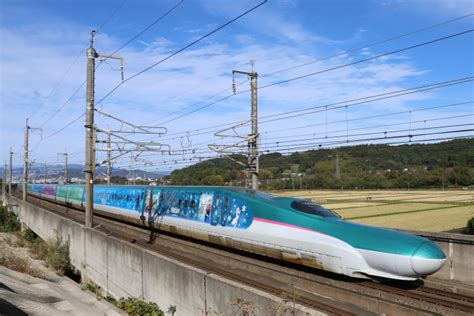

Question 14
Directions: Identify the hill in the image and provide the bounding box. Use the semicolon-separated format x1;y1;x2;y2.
168;138;474;189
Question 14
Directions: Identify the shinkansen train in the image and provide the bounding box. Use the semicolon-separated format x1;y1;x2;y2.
26;184;446;281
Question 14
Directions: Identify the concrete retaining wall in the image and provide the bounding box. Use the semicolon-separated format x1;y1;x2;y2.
7;195;322;316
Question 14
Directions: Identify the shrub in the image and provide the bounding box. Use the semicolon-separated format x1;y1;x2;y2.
23;228;39;243
0;206;20;232
82;281;104;300
27;233;72;275
115;297;164;316
42;235;72;275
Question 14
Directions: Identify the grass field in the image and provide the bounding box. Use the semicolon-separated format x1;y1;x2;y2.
273;190;474;232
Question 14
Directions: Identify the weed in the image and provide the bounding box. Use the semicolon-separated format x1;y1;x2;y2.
82;281;104;300
166;305;177;316
25;233;73;275
0;206;20;232
0;254;44;278
115;297;164;316
22;228;39;243
42;234;72;275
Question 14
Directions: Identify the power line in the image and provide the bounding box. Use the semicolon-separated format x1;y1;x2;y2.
42;113;85;140
258;83;474;125
261;13;474;78
94;0;268;107
261;100;474;135
152;29;473;126
99;0;184;65
259;29;473;89
30;0;128;123
38;0;182;128
37;0;187;141
262;113;474;141
140;76;473;143
148;13;473;125
258;124;473;149
111;135;473;170
163;112;474;154
128;118;474;160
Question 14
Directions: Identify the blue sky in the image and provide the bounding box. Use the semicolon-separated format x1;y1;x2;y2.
1;0;473;172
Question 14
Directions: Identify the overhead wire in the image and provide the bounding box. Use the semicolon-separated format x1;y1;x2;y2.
147;13;473;127
140;76;473;143
148;28;473;127
115;115;474;168
94;0;268;107
32;0;128;126
37;0;186;141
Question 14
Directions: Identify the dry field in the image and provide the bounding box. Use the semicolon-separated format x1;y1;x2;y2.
273;190;474;232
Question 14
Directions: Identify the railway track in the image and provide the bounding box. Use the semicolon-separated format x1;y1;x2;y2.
14;192;474;315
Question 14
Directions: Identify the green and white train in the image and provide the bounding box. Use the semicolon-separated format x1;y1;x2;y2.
27;184;446;281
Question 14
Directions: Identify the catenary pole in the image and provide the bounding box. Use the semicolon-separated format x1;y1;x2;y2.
64;152;68;184
107;131;111;185
2;161;6;205
85;30;97;228
9;147;12;194
249;72;259;190
22;119;29;201
231;69;259;190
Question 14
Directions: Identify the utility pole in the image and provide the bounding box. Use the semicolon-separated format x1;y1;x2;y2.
107;131;111;185
23;119;29;201
232;69;259;190
58;151;68;184
32;161;36;184
22;118;41;201
43;163;47;184
2;161;6;205
9;147;12;194
85;30;97;228
64;152;68;184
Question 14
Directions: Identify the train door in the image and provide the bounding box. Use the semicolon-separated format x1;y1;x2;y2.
217;194;229;227
210;193;220;226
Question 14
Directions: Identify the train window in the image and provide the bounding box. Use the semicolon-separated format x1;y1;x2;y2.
290;200;339;218
178;199;182;208
190;200;195;209
183;200;188;208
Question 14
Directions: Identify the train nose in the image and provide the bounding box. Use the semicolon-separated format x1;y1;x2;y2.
410;241;446;276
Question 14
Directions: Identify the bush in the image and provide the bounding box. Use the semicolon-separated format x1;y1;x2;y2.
0;206;20;232
42;235;72;275
115;297;164;316
23;228;39;243
27;233;72;275
82;281;104;300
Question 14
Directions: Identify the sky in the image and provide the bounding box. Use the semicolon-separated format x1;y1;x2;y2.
0;0;473;172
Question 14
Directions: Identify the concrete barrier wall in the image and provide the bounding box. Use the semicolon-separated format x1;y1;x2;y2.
7;195;321;316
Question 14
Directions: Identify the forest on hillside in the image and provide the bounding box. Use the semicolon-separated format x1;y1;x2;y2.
168;138;474;190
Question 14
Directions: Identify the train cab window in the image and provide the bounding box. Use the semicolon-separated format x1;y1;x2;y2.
290;200;340;218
